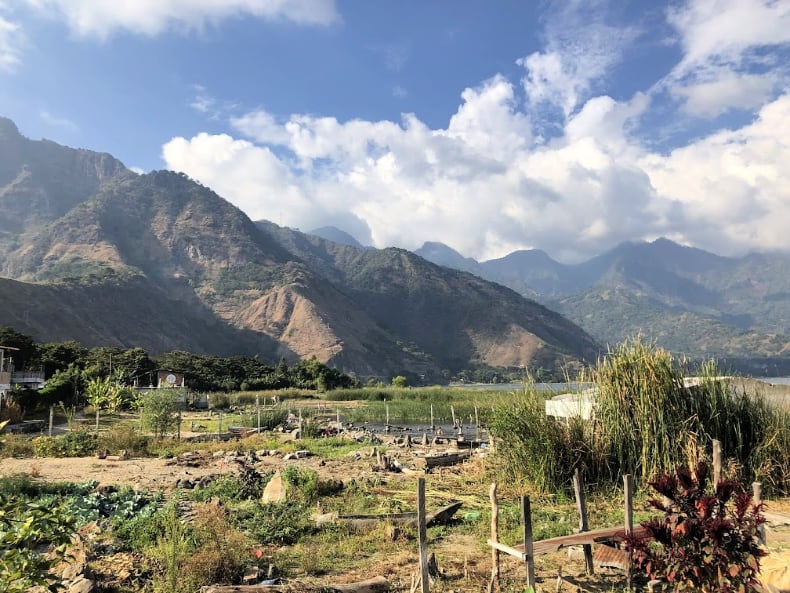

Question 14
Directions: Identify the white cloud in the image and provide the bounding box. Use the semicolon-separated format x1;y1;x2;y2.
22;0;339;38
166;77;668;262
519;1;640;117
672;68;776;117
0;13;23;71
163;64;790;264
666;0;790;116
640;92;790;255
668;0;790;74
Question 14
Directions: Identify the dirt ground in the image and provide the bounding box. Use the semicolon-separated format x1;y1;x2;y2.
3;445;790;593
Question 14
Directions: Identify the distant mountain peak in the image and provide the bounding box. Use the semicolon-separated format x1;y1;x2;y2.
414;241;482;275
309;226;365;248
0;116;20;139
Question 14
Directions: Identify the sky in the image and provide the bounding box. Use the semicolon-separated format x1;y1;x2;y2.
1;0;789;263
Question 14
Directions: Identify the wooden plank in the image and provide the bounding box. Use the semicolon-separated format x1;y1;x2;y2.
415;450;472;469
200;576;390;593
713;439;722;486
511;525;648;557
487;539;525;560
624;474;634;589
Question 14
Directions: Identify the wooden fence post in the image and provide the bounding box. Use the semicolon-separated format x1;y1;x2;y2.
624;474;634;590
488;483;499;593
573;469;594;575
752;482;765;545
713;439;722;486
521;495;536;589
418;477;430;593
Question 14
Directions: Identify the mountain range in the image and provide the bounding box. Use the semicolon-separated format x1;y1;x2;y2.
415;238;790;373
0;116;600;382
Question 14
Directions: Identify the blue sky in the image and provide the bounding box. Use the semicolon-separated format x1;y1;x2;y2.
1;0;789;263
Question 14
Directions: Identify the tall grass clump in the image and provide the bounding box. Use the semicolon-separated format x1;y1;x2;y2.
592;339;689;484
490;337;790;495
593;340;778;487
488;383;596;492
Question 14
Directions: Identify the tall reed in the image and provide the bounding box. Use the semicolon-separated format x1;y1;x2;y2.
490;337;790;495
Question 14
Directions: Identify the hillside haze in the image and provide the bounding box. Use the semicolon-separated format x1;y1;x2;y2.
0;117;599;380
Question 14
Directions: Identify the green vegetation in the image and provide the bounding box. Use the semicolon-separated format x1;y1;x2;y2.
490;338;790;495
138;388;180;439
630;462;765;592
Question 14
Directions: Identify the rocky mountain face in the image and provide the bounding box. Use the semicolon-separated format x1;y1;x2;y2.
416;238;790;371
0;118;599;381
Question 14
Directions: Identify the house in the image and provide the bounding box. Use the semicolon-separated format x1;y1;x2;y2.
0;345;46;407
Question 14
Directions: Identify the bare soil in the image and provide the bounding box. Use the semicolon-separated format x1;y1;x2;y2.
3;444;790;593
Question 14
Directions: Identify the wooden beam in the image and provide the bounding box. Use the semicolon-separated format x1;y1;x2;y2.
488;483;500;593
712;439;722;486
200;576;390;593
487;539;525;560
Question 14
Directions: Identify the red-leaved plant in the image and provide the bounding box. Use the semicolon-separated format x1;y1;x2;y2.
628;461;766;592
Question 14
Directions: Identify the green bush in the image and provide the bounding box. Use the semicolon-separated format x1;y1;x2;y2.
98;423;150;456
489;387;597;492
235;500;313;545
0;434;35;458
0;494;76;592
282;465;320;502
33;429;97;457
489;338;790;494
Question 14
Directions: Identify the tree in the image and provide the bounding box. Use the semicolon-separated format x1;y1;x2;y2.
36;363;83;409
138;388;180;439
391;375;408;388
84;375;123;432
36;341;88;376
0;326;37;370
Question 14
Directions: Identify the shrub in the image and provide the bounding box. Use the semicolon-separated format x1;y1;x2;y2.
0;434;35;458
282;465;320;502
98;423;150;456
0;494;76;592
235;500;313;545
33;429;97;457
629;462;765;593
488;386;597;492
138;389;180;438
179;504;254;591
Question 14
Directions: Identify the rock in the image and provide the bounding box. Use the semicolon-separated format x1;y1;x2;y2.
261;470;287;504
67;576;94;593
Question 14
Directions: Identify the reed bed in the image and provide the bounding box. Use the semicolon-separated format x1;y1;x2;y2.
489;338;790;495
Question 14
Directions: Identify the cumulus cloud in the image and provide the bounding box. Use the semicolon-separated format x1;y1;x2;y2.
640;92;790;255
666;0;790;116
22;0;339;38
154;1;789;263
165;75;666;262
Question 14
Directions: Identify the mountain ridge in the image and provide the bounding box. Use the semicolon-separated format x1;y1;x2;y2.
415;238;790;367
0;117;599;381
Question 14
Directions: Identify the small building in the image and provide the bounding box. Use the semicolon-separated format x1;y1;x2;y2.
545;377;732;421
0;345;46;408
